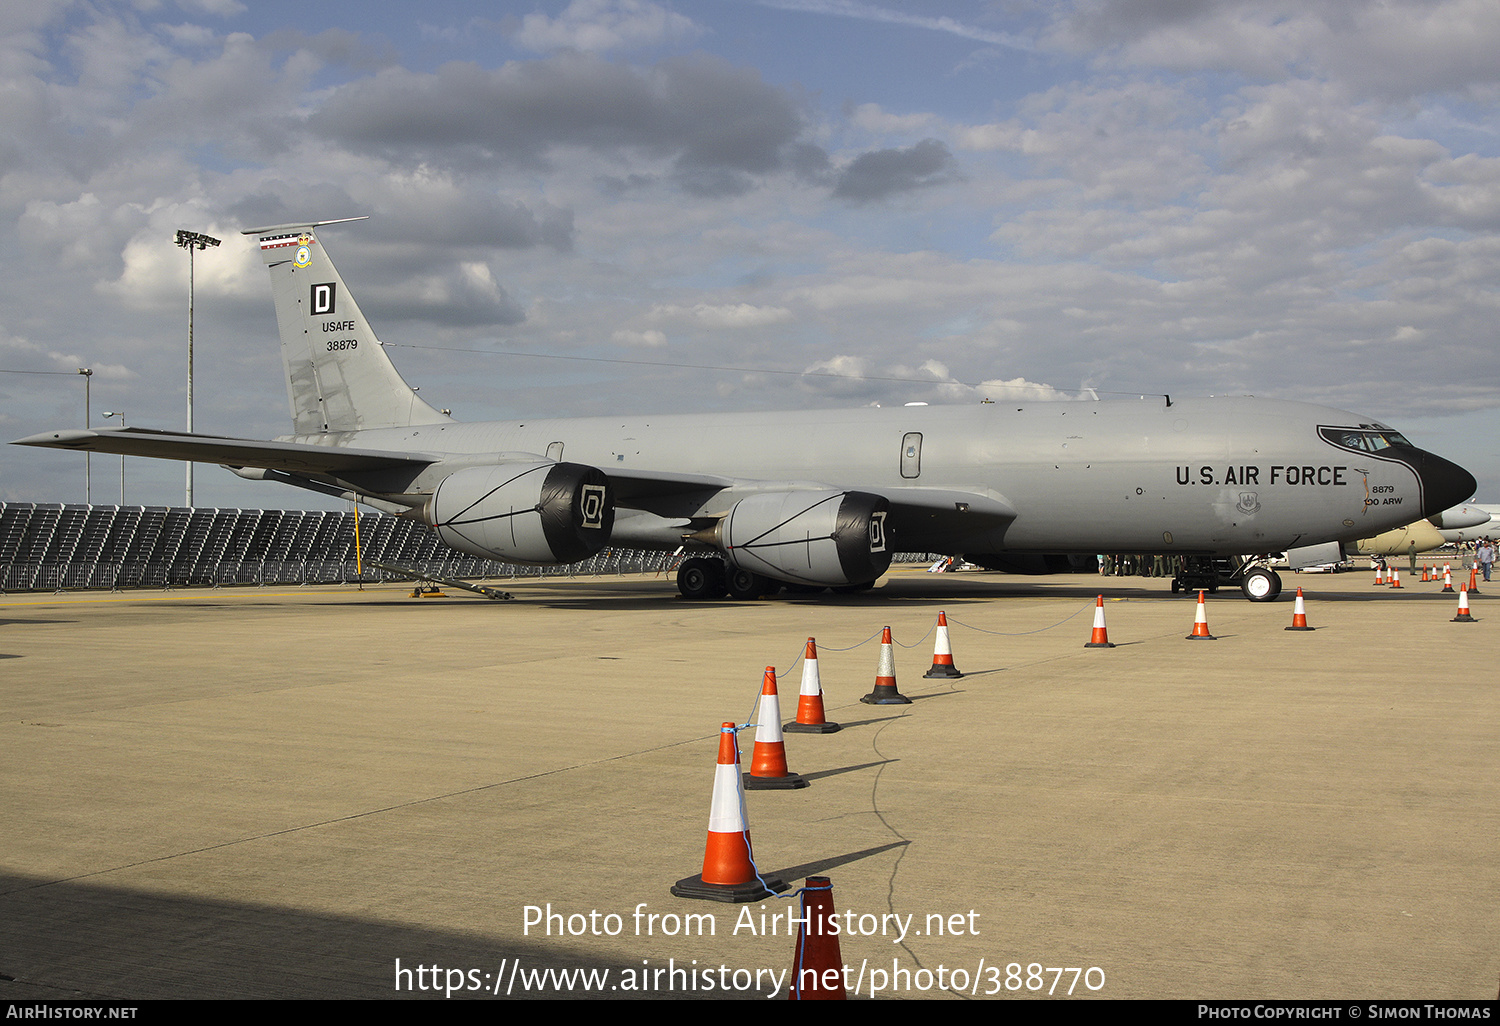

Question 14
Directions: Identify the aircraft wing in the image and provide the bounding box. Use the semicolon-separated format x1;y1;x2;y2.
605;467;1018;551
15;429;1017;537
879;487;1016;521
605;466;737;500
12;428;437;475
606;465;1015;521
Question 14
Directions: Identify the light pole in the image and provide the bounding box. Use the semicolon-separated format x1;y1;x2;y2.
174;228;220;507
78;367;92;504
103;410;125;504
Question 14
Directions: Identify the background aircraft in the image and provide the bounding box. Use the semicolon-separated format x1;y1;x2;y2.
16;220;1477;602
1353;500;1493;556
1435;504;1500;545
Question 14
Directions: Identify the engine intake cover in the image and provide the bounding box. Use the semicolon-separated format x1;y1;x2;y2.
425;462;613;564
721;490;890;587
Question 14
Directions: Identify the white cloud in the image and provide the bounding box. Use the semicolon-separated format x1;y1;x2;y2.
511;0;702;54
95;217;257;310
847;102;937;135
159;23;218;47
648;302;793;328
967;376;1075;402
180;0;249;16
612;328;668;346
1050;0;1500;99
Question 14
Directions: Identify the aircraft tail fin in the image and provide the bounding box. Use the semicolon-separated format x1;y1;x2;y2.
242;218;449;435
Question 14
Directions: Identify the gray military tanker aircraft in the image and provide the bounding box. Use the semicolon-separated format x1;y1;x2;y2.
15;218;1477;602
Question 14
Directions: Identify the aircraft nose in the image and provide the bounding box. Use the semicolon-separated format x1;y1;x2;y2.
1413;449;1477;516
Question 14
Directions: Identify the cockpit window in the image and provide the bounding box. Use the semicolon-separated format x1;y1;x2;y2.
1322;427;1413;452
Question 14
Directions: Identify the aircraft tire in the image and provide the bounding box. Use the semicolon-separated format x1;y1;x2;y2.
1241;567;1283;602
678;558;727;600
726;568;775;600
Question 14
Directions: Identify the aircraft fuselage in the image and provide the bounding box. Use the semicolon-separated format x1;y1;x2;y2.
324;395;1452;557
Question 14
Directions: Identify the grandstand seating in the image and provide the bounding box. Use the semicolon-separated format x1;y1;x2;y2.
0;503;679;591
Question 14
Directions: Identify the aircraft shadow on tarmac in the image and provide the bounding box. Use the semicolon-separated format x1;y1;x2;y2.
0;872;692;1001
0;850;918;1001
0;618;78;658
288;576;1143;611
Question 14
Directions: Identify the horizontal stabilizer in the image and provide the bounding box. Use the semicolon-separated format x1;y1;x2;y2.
13;427;437;475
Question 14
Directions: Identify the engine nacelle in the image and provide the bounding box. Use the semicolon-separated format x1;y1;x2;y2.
716;490;890;587
1285;541;1347;569
424;462;613;564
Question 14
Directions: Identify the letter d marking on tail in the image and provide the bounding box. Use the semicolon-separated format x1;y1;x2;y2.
311;282;337;315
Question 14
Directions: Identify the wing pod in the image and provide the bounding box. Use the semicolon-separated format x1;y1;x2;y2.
1429;503;1490;531
424;462;614;564
709;490;891;587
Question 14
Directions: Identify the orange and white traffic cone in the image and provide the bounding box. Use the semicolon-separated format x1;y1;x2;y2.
1084;595;1115;648
785;638;840;734
1285;587;1314;631
1452;589;1477;623
1186;591;1217;640
1420;565;1431;582
1390;566;1402;589
671;722;786;902
923;611;964;677
1468;567;1481;595
1442;566;1455;593
788;876;846;1000
861;626;911;704
745;667;808;790
1373;563;1385;586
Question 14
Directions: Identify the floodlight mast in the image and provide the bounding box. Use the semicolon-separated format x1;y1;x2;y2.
103;410;125;504
77;368;91;504
174;229;220;507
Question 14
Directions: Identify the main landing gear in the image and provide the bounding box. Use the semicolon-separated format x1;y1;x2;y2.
676;557;783;600
675;557;864;600
676;557;726;600
726;567;781;600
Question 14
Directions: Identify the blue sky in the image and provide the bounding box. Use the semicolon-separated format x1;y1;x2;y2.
3;0;1500;507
